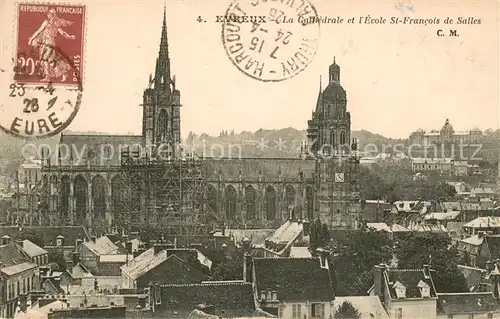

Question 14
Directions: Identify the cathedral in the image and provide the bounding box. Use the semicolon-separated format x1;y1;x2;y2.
29;9;361;235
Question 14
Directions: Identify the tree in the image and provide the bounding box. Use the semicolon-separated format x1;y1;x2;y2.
211;253;243;281
309;219;330;254
211;240;252;281
394;232;468;293
21;229;45;248
330;226;393;296
334;301;361;319
49;249;67;271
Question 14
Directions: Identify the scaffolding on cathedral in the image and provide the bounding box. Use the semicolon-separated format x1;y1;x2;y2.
116;146;211;236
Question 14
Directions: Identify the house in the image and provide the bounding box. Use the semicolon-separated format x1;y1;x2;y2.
361;200;392;223
19;240;49;266
0;239;39;318
471;188;497;200
366;223;393;240
458;233;500;268
424;211;461;227
446;182;467;194
457;265;487;292
258;220;309;258
120;246;208;290
14;297;127;319
436;292;500;318
388;201;432;228
458;234;485;268
460;201;497;222
148;281;255;318
0;226;90;267
463;217;500;237
76;235;131;275
252;253;335;318
370;264;438;319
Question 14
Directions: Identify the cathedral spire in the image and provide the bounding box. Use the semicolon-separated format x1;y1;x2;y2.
154;2;171;95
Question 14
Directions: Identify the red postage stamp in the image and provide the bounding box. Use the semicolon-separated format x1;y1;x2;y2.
14;3;85;87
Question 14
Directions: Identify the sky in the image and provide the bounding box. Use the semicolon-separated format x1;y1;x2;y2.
1;0;498;139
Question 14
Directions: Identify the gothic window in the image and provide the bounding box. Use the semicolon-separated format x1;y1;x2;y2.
340;131;346;145
306;186;314;220
92;175;106;219
74;175;88;221
224;186;237;221
158;110;168;140
245;186;256;220
330;132;335;148
207;185;218;216
60;175;70;218
265;186;277;220
284;185;295;219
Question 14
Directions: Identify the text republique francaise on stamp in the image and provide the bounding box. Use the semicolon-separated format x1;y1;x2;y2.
0;3;85;139
222;0;320;82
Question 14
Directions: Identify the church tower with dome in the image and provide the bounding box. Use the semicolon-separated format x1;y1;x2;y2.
306;58;351;156
305;58;361;229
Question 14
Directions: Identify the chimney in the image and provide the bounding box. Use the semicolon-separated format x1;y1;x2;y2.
303;220;310;236
423;264;431;278
373;264;387;304
91;235;96;243
19;293;28;312
478;231;485;238
56;235;64;247
125;241;133;254
72;251;80;266
16;239;24;248
153;243;172;255
134;244;147;258
149;239;157;249
138;295;146;309
1;235;11;245
243;253;248;282
75;238;83;247
316;248;329;269
487;260;494;272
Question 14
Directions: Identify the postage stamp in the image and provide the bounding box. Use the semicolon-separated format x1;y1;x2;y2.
14;3;85;86
0;3;85;139
222;0;320;82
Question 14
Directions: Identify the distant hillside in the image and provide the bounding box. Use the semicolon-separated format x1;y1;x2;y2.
0;128;497;163
185;128;406;158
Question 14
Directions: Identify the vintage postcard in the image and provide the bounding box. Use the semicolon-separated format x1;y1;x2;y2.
0;0;498;318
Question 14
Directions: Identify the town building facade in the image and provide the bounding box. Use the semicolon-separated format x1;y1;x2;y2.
409;119;483;146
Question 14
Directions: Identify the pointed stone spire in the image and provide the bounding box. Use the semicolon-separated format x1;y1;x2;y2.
154;1;171;96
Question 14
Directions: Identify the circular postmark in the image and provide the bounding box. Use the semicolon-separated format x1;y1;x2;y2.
0;44;82;139
222;0;320;82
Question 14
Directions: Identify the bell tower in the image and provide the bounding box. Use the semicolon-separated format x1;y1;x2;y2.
142;5;181;158
305;58;361;230
306;57;351;157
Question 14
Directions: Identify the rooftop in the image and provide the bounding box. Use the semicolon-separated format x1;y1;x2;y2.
157;282;255;317
437;292;500;315
22;239;48;257
253;257;334;301
384;268;437;299
83;236;120;255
